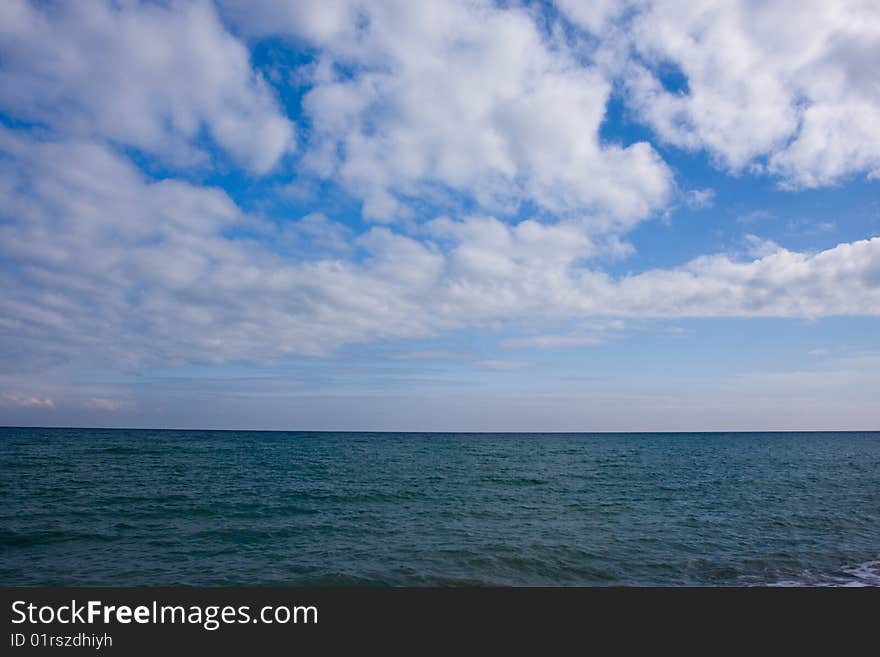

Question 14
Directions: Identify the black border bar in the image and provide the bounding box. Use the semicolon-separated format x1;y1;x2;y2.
3;587;876;653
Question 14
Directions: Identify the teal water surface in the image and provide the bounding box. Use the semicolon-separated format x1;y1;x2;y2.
1;428;878;586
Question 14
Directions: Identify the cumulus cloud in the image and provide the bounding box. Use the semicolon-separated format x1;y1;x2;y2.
222;0;672;224
612;238;880;317
1;130;878;375
0;0;294;173
558;0;880;187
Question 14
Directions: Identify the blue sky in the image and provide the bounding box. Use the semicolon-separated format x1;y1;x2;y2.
1;0;879;430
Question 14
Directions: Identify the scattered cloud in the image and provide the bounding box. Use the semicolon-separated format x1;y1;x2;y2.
501;319;631;351
501;319;687;350
784;218;837;236
85;398;134;413
684;188;715;209
0;392;54;408
743;234;783;258
730;353;880;393
560;0;880;188
502;334;606;350
1;129;878;375
477;360;534;371
736;210;775;225
385;349;475;362
0;0;294;173
276;212;354;258
223;0;672;224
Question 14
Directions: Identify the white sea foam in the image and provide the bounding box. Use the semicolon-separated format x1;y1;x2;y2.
840;560;880;586
766;559;880;587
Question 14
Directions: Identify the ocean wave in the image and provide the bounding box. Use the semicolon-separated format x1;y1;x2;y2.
767;559;880;587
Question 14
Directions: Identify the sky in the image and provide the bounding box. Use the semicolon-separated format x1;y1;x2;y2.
0;0;879;431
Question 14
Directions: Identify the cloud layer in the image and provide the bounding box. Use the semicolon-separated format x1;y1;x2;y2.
1;128;878;374
0;0;878;381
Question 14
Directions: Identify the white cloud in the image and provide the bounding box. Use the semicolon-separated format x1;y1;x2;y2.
613;238;880;318
726;352;880;399
684;188;715;209
502;334;605;350
222;0;672;224
277;212;354;258
501;319;631;350
736;210;775;224
85;398;134;412
1;2;878;377
386;349;475;362
0;0;294;173
743;234;783;259
477;360;533;371
0;129;449;369
0;392;54;408
559;0;880;188
219;0;363;45
1;131;878;375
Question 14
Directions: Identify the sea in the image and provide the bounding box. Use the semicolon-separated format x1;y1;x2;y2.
1;427;877;586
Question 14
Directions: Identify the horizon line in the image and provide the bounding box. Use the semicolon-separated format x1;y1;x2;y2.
1;425;878;435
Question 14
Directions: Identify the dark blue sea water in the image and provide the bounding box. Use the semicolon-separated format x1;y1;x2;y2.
1;428;878;586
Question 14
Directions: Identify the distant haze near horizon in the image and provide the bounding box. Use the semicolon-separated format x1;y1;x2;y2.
3;400;879;435
1;1;879;431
